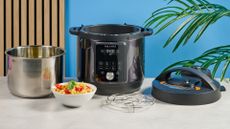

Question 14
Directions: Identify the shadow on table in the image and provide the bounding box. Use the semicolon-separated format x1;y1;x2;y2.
27;97;82;112
142;86;173;105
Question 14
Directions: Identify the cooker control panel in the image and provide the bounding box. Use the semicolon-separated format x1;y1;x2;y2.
95;42;126;82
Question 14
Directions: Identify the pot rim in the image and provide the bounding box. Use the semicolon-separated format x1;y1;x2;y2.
5;45;65;59
80;24;142;36
69;24;153;41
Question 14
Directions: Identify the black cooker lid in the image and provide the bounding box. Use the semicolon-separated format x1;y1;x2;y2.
152;67;226;105
69;24;153;41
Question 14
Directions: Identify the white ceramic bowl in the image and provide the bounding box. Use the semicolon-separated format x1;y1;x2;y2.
51;82;97;107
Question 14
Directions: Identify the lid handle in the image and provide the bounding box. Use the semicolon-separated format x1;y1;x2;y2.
142;28;153;36
156;67;221;91
69;26;83;35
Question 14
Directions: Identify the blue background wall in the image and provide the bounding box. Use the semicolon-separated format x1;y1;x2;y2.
65;0;230;78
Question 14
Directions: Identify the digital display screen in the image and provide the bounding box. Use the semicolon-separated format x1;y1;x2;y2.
100;49;118;55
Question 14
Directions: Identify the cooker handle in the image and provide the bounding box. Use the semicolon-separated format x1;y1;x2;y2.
142;28;153;36
156;67;222;91
69;27;82;35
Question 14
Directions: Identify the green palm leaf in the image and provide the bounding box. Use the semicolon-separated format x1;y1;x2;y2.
163;45;230;80
145;0;230;52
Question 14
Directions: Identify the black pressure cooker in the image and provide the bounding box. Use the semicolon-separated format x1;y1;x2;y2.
70;24;153;95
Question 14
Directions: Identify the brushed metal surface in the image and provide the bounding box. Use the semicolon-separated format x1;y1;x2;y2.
5;45;65;98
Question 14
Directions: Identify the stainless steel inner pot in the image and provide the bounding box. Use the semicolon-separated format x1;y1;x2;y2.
5;45;65;98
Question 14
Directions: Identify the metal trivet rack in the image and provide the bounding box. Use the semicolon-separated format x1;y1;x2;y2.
102;92;155;113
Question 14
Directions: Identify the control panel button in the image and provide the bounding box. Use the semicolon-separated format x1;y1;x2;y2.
106;72;114;81
100;71;105;75
111;67;115;71
98;61;103;65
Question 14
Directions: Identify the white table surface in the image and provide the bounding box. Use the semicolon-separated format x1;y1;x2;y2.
0;77;230;129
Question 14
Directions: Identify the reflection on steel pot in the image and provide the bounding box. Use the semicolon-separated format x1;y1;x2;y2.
5;46;65;98
70;24;153;95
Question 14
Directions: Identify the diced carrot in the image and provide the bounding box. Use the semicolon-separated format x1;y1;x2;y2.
55;84;63;90
64;89;71;94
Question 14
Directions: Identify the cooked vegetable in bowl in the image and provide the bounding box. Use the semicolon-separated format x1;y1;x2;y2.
52;81;97;107
54;81;94;95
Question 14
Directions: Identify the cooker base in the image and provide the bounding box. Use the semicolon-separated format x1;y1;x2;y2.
93;80;143;95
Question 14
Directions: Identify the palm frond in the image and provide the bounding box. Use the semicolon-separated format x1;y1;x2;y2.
162;45;230;81
145;0;230;52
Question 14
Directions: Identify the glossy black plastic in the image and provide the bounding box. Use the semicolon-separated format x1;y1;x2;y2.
152;67;225;105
